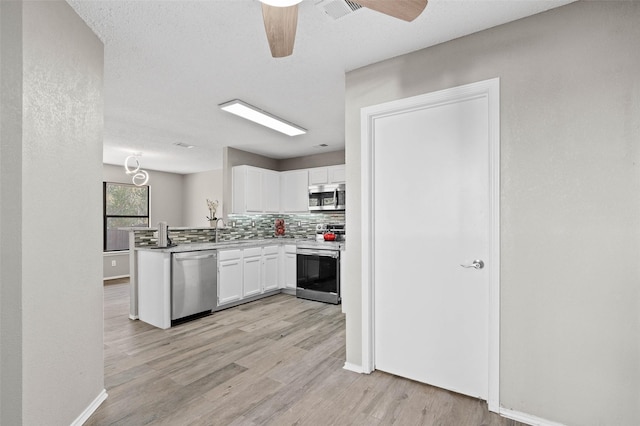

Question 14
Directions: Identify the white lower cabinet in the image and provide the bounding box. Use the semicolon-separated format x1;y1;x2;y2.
218;244;289;308
242;247;262;297
284;244;297;290
218;249;243;306
263;245;279;292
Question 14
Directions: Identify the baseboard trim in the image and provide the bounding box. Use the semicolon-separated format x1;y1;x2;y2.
129;314;139;320
71;389;107;426
500;407;566;426
104;274;130;280
343;362;366;374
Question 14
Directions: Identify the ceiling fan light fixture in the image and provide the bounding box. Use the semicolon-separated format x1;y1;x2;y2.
259;0;302;7
219;99;306;137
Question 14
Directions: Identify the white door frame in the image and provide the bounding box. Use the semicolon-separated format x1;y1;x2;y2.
360;78;500;412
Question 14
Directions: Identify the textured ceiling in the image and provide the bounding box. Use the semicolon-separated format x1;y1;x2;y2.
67;0;576;174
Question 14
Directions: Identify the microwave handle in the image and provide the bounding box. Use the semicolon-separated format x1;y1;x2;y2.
334;188;338;208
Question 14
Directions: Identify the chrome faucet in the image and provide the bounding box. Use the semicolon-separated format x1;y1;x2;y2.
214;218;225;243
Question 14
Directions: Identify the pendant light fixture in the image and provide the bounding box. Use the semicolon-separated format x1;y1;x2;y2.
124;155;149;186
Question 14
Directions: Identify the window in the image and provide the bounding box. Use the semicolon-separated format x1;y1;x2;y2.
103;182;149;251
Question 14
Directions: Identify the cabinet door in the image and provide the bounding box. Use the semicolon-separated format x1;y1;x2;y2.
280;170;309;212
263;253;279;292
218;258;243;305
243;255;262;297
308;167;329;185
262;170;280;213
328;165;346;184
245;167;263;212
284;250;297;290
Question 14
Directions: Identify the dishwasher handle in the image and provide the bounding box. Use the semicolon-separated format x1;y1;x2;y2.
175;253;216;261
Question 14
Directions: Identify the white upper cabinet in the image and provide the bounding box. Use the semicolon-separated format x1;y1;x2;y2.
262;170;281;213
233;164;344;214
328;165;346;184
233;165;280;214
280;170;308;213
244;167;262;212
308;167;328;185
308;165;346;186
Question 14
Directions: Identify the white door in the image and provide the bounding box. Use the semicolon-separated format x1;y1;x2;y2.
262;170;280;213
284;246;297;290
245;168;263;212
262;253;279;292
218;259;242;305
280;170;308;212
372;93;491;399
242;254;262;297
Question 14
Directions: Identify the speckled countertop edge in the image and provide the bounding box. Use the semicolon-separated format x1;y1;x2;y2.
135;238;345;253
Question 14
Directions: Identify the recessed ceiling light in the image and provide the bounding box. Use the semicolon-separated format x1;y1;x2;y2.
219;99;306;137
173;142;195;149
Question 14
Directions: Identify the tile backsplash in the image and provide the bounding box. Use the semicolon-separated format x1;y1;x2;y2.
134;212;345;247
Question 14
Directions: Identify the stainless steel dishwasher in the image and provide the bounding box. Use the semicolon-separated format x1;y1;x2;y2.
171;250;217;321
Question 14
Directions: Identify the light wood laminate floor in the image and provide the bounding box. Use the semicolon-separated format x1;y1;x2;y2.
89;281;524;426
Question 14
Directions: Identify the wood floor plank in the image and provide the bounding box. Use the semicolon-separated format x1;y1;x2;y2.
88;281;526;426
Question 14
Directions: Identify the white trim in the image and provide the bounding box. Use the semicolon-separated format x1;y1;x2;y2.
499;408;567;426
343;362;366;374
70;389;107;426
102;250;130;256
360;78;501;409
103;274;130;281
487;77;501;413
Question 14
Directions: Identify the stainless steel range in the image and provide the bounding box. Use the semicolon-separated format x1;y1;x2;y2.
296;242;341;304
296;223;344;305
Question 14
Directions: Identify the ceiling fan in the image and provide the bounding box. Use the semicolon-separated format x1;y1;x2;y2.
260;0;429;57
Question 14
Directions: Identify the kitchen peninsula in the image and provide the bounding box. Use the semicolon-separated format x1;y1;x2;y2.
128;221;345;329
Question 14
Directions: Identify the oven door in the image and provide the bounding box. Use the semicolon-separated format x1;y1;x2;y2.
296;248;340;304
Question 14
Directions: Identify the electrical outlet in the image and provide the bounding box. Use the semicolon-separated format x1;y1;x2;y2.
111;260;117;267
251;220;255;227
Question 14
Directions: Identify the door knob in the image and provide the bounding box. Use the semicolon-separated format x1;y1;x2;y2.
460;259;484;269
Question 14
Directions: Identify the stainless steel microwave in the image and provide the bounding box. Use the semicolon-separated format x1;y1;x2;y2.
308;184;345;212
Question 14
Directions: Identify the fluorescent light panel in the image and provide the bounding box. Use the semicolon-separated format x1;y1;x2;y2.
260;0;302;6
219;99;306;136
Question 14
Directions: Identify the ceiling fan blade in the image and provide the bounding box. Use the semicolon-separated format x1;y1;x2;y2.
261;3;299;58
354;0;428;22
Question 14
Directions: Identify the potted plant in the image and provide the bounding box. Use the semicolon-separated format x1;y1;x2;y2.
206;199;219;227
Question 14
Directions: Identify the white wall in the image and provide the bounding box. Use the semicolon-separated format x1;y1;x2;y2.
1;1;105;424
344;2;640;425
183;169;223;227
103;163;184;227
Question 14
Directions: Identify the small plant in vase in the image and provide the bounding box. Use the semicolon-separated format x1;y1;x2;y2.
206;199;219;227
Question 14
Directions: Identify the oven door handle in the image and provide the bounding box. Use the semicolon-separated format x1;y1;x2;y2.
297;249;339;259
